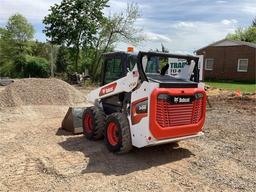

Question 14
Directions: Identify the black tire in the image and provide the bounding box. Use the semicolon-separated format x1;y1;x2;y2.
82;106;106;140
104;113;132;154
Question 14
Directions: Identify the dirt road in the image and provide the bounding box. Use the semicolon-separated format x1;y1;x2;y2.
0;95;255;191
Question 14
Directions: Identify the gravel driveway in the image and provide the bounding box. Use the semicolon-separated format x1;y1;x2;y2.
0;94;255;192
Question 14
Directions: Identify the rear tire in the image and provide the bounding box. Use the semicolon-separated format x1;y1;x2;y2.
104;113;132;154
82;106;106;140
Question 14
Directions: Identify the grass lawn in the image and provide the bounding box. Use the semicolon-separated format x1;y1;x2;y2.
205;81;256;93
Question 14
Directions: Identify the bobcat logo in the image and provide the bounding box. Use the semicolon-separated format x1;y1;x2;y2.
174;97;179;103
99;83;117;96
173;97;190;103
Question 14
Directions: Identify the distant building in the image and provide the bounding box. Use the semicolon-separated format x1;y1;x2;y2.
196;39;256;82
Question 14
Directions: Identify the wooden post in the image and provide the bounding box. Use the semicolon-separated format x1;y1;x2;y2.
50;44;54;77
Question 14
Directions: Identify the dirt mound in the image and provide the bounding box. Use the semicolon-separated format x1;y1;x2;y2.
0;78;86;108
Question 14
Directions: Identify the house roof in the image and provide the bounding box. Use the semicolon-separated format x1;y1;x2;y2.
195;39;256;53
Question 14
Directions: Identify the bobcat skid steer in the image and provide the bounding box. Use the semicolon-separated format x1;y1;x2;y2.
83;50;206;153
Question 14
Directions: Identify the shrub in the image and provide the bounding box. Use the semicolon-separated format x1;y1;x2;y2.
23;56;50;78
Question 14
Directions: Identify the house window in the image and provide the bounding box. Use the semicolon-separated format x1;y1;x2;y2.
237;59;248;72
205;58;214;71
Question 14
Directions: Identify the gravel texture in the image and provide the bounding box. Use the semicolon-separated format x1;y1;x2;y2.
0;78;86;108
0;86;255;192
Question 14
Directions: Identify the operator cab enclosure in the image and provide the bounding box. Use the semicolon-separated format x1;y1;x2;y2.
101;51;201;87
100;52;138;115
101;52;137;86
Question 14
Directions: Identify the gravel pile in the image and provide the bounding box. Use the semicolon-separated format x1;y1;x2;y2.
0;78;86;107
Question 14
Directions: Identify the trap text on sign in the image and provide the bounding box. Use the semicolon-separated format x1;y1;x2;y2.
169;58;188;75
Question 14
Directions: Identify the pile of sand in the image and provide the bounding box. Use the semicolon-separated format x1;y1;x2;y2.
0;78;86;108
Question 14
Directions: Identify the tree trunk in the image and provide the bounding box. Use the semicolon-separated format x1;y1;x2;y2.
75;31;82;72
75;45;79;72
50;44;54;77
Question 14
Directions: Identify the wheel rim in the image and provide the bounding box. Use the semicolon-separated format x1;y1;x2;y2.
107;122;119;145
84;113;92;133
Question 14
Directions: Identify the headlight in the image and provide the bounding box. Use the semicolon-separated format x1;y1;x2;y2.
158;94;169;100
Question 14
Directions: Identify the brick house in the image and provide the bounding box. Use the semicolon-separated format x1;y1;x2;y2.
196;39;256;82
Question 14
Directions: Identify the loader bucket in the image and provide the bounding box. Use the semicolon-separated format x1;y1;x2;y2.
61;107;86;134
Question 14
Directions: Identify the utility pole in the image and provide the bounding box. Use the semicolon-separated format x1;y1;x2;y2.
50;44;54;77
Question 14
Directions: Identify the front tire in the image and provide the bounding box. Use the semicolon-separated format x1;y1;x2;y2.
82;106;106;140
104;113;132;154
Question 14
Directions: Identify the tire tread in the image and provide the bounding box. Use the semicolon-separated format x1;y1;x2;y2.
105;112;132;153
83;106;106;140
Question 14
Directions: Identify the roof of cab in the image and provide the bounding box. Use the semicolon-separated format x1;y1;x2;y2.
103;51;138;56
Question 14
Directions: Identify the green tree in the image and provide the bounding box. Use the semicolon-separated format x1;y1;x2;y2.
0;54;50;78
5;14;34;56
55;45;70;73
24;56;50;78
227;26;256;43
6;14;34;42
252;17;256;27
32;41;50;60
31;41;59;77
0;14;35;76
43;0;108;71
89;3;143;80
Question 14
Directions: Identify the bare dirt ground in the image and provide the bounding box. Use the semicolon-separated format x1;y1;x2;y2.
0;86;255;192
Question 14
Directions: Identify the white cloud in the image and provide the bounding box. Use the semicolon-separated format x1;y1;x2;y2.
0;0;254;53
0;0;60;23
216;0;227;4
242;5;256;15
174;22;196;28
142;31;172;43
221;19;238;25
126;20;237;53
168;21;237;53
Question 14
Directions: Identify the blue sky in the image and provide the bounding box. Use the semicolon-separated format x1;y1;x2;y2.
0;0;255;53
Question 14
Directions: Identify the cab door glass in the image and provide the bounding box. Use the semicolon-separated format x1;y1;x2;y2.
128;55;137;71
104;58;122;84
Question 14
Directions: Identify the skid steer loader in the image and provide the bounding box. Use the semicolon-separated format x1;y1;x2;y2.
83;50;206;153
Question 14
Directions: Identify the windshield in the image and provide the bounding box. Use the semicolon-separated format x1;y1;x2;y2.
143;56;192;76
144;56;170;75
137;52;200;82
145;57;160;73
